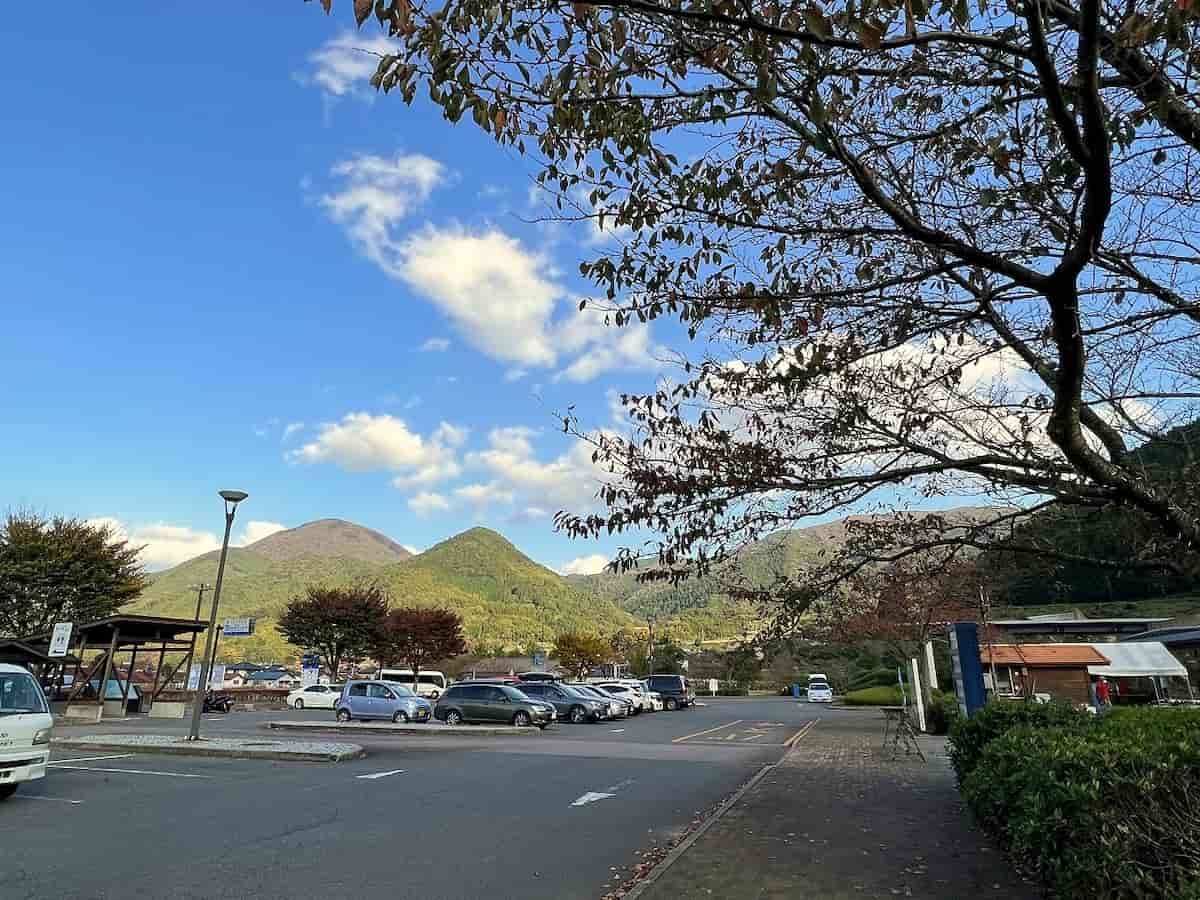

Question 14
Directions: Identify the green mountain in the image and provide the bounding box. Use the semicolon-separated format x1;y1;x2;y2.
132;521;632;663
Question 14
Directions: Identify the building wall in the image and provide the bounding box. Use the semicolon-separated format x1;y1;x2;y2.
1022;667;1092;704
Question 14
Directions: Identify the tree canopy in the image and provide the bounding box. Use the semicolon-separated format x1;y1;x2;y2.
0;512;147;637
311;0;1200;618
277;583;389;675
371;606;468;676
553;630;613;677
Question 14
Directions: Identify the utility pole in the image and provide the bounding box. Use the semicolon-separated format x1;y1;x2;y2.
192;583;209;621
647;616;655;677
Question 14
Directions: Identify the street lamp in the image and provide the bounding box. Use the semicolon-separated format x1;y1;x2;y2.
187;489;247;741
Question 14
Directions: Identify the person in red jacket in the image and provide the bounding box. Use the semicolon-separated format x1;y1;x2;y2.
1096;676;1111;709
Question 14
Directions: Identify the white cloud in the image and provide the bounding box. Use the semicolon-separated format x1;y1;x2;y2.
504;368;528;382
463;426;614;512
302;32;397;98
239;520;287;546
88;517;289;571
408;491;451;515
454;482;516;507
395;227;561;366
321;153;445;272
89;518;220;572
419;337;451;352
319;153;661;381
560;554;610;576
290;412;463;486
282;422;305;442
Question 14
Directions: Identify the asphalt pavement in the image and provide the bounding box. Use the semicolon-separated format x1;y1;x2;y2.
3;696;818;900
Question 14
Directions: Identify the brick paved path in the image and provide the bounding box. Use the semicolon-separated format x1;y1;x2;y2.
638;708;1034;900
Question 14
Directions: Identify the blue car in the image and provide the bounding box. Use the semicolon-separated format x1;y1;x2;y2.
335;680;433;723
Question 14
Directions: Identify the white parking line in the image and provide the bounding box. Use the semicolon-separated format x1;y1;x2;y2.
47;754;135;765
48;765;212;779
356;769;406;780
17;794;83;805
610;729;625;733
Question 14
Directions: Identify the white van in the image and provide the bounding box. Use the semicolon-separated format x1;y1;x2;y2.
0;664;54;801
377;669;448;700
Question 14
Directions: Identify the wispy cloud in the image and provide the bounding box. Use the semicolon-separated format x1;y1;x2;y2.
419;337;451;352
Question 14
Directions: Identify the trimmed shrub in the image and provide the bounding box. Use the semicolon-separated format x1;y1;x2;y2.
843;685;904;706
924;691;960;736
962;709;1200;897
947;699;1088;784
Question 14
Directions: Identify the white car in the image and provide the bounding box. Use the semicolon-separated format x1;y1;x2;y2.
0;664;54;801
598;682;657;713
807;681;834;703
288;684;341;710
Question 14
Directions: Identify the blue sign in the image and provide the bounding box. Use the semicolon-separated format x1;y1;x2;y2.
532;653;546;671
301;653;321;669
949;622;987;716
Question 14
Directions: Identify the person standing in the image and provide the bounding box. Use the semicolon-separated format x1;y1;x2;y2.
1096;676;1111;712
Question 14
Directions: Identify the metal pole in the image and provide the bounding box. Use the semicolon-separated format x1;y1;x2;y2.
193;583;209;621
647;618;655;676
187;498;241;741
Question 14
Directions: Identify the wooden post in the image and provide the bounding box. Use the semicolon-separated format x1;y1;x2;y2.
97;627;120;714
122;645;138;713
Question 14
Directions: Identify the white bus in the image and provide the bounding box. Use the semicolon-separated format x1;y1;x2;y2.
377;669;448;699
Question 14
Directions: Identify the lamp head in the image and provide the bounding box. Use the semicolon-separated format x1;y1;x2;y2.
218;490;249;509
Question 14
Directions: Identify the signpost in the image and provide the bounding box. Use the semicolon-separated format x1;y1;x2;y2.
300;653;320;687
532;652;546;672
708;678;719;697
209;664;226;690
222;617;254;637
48;623;73;658
949;622;987;716
187;663;202;692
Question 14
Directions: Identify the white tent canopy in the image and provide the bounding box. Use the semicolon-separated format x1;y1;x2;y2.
1087;642;1188;679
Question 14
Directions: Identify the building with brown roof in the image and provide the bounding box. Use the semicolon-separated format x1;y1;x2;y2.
980;643;1110;705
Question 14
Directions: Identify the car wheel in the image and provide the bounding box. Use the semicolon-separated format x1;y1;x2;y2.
445;709;464;726
392;710;409;723
336;709;352;723
0;785;17;801
513;710;532;727
293;698;304;710
569;705;586;724
665;697;678;711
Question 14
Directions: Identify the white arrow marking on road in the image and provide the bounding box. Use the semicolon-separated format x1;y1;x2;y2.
356;769;406;780
610;729;625;733
571;791;616;807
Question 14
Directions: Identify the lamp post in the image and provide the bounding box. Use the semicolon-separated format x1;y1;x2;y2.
187;489;247;742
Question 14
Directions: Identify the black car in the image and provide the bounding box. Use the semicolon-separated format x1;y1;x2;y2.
516;681;606;723
646;675;696;710
433;682;555;728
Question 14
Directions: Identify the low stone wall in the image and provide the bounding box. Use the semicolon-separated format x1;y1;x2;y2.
157;687;291;709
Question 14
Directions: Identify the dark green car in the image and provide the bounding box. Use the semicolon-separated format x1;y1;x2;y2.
434;682;556;728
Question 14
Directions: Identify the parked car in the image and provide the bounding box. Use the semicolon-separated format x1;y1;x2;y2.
646;675;696;710
570;683;630;718
336;680;433;723
0;664;53;802
645;691;665;711
287;684;341;710
597;681;655;713
514;681;606;723
806;680;834;703
433;682;555;728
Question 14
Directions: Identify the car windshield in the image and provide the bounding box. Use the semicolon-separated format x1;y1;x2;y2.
0;672;49;715
810;683;830;691
501;686;533;701
383;682;415;696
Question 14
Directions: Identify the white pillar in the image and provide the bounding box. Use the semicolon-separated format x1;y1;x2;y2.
924;641;938;691
910;658;927;732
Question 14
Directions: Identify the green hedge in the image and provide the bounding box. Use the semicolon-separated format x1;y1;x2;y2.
947;699;1088;784
924;691;960;736
843;685;904;706
958;706;1200;898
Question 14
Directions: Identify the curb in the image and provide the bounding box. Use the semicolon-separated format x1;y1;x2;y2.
55;738;365;763
622;719;819;900
267;721;534;738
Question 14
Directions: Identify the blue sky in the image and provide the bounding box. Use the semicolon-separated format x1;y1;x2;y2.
0;7;667;573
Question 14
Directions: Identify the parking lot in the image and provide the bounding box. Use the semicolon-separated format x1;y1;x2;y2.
5;696;822;900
